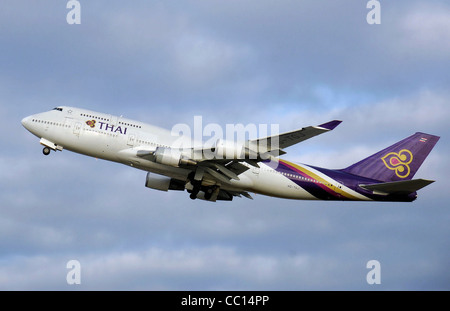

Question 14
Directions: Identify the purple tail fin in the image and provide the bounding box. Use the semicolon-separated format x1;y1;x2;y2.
342;132;440;182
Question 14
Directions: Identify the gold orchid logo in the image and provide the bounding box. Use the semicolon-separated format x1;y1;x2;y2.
381;149;413;179
86;120;96;128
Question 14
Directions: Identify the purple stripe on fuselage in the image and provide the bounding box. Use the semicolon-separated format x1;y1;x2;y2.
311;165;418;202
267;160;342;200
264;159;417;202
280;161;342;199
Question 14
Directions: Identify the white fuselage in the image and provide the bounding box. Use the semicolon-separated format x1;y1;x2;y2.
21;107;369;201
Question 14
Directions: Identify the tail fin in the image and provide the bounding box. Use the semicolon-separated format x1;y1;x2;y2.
342;132;440;182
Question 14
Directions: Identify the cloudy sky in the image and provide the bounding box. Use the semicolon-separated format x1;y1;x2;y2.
1;0;449;290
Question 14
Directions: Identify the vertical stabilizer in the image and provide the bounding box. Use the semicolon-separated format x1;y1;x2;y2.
342;133;440;182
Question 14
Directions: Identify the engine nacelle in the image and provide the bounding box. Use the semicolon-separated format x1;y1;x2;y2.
154;147;182;167
153;147;196;167
212;139;247;160
145;172;185;191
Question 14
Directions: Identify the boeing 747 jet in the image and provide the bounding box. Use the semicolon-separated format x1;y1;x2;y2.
22;107;439;202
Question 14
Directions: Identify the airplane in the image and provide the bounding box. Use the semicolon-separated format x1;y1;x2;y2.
21;107;440;202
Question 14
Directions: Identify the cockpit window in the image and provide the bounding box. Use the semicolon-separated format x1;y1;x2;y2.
53;107;63;111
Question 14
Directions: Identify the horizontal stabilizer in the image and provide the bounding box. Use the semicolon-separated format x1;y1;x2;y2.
360;179;435;195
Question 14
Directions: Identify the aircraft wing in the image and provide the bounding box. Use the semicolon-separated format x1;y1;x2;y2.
137;120;342;201
194;120;342;188
247;120;342;154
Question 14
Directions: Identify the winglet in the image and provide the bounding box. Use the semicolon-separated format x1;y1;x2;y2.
317;120;342;131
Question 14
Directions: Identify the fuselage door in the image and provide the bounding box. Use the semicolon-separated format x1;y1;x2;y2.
127;134;136;146
73;122;82;136
332;180;344;199
252;166;260;177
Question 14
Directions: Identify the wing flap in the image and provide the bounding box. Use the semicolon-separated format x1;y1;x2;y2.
204;167;233;184
225;161;250;175
210;163;240;180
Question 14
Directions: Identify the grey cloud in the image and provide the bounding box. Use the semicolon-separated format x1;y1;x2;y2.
1;0;449;290
3;1;448;114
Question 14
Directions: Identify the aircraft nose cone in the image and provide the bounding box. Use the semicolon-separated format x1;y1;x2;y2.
21;116;31;129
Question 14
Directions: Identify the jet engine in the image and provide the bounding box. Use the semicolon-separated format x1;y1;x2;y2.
153;147;196;167
211;139;256;160
145;172;185;191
